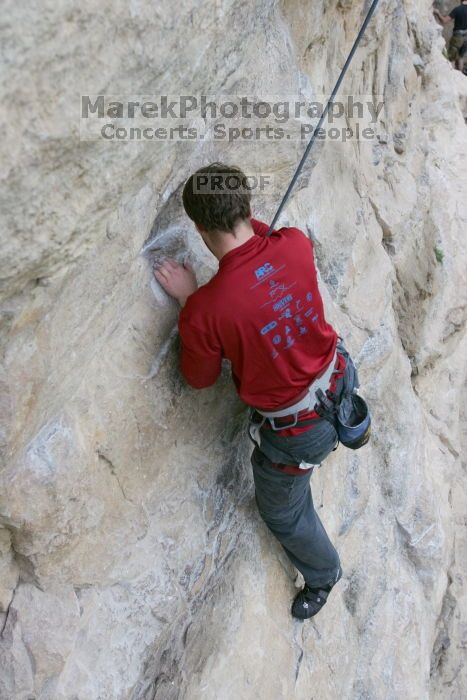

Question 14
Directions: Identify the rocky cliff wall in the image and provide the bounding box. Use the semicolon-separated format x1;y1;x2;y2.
0;1;466;698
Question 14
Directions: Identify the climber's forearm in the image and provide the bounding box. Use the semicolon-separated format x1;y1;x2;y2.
433;10;451;24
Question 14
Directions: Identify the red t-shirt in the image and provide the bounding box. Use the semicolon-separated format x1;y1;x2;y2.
178;218;338;409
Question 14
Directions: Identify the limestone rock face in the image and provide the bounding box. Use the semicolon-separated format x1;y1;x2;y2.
0;1;466;698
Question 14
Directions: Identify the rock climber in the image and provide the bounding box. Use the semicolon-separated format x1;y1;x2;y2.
153;162;363;620
434;0;467;72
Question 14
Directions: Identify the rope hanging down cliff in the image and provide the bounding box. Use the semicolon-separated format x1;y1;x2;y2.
266;0;381;237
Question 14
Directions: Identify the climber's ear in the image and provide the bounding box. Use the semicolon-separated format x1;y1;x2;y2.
194;224;213;251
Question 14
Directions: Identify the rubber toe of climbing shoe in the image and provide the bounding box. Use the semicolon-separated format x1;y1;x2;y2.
291;584;331;620
291;566;343;620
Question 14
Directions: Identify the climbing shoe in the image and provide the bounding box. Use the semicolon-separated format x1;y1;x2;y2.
291;569;342;620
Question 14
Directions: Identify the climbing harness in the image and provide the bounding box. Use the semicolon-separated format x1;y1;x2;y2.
252;348;339;431
249;338;371;450
266;0;381;237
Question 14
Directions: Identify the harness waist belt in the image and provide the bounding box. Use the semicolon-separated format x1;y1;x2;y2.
254;348;338;421
453;29;467;35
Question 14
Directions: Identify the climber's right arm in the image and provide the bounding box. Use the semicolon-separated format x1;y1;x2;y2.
178;302;222;389
433;9;452;24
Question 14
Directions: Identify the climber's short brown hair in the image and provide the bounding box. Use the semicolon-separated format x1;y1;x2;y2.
182;162;252;234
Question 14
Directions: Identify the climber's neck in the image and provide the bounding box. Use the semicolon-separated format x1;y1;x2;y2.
197;219;255;261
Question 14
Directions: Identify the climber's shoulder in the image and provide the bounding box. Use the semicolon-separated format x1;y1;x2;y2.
251;217;311;245
274;224;314;250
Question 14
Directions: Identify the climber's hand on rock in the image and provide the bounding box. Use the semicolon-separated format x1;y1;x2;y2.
153;258;198;307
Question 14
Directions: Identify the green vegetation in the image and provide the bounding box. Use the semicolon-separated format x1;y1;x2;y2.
434;246;444;264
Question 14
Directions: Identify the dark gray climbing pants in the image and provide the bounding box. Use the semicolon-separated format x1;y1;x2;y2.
249;343;356;588
251;445;341;589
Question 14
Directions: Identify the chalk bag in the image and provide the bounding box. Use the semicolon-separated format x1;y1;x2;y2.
336;393;371;450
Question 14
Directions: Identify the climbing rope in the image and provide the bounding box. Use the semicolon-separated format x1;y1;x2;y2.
266;0;381;236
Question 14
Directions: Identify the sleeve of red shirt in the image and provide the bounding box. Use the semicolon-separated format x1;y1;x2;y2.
178;305;222;389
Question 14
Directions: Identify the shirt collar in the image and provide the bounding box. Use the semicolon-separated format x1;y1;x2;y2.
219;234;260;269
